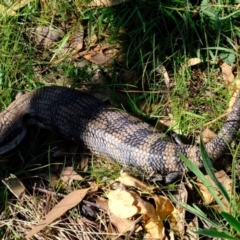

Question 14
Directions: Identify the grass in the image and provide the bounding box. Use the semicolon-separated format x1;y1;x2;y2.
0;0;240;239
179;141;240;239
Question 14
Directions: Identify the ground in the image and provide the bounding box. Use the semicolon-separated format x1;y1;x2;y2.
0;1;240;239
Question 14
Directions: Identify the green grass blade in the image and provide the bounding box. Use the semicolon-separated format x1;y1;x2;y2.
200;141;230;204
195;229;238;240
221;211;240;233
179;153;227;212
170;194;219;228
202;47;239;57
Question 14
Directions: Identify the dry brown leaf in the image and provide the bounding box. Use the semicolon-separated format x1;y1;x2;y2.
104;48;119;59
117;171;152;192
130;192;166;239
154;195;184;234
169;208;183;233
2;175;25;199
0;0;33;15
78;154;89;171
187;58;202;67
93;44;112;52
66;32;84;52
201;127;217;143
0;3;16;15
130;192;155;216
107;222;118;239
107;189;138;219
121;191;165;238
171;183;187;234
90;34;98;45
87;0;129;7
220;62;235;85
60;22;84;55
60;166;83;187
154;195;174;220
168;113;182;135
197;170;234;210
107;189;166;238
144;218;165;240
91;53;111;65
133;193;165;238
234;77;240;89
84;51;112;65
198;182;214;205
25;188;90;239
106;173;168;239
156;65;170;88
85;33;98;46
110;215;137;233
83;44;115;65
140;101;164;116
186;216;199;240
95;196;109;211
9;0;33;11
96;196;136;233
228;89;239;112
159;118;172;128
26;26;64;48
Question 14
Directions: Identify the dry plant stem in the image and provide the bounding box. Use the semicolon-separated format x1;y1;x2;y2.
32;186;66;198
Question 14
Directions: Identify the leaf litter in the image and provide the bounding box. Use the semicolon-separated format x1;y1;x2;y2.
25;187;91;239
1;1;240;240
2;59;239;239
23;171;186;239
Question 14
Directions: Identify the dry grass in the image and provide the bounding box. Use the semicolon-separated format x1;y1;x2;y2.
0;0;240;239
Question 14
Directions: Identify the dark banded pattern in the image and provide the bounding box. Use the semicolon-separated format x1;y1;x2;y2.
0;86;239;181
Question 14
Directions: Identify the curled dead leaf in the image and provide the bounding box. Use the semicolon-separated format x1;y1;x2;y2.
0;0;34;16
2;175;25;199
0;4;16;15
66;32;84;52
107;189;166;239
220;62;235;85
87;0;129;7
26;26;64;48
145;218;165;240
107;189;138;219
201;127;217;143
154;195;174;220
228;90;240;112
154;195;184;234
96;197;137;233
117;171;152;192
197;170;234;211
60;166;83;188
9;0;34;11
83;44;116;65
156;64;170;88
187;58;202;67
84;51;112;65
